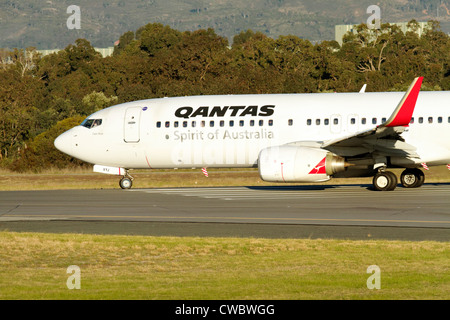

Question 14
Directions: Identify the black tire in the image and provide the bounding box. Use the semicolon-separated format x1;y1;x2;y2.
385;171;398;191
373;171;397;191
415;169;425;188
400;168;425;188
119;177;133;189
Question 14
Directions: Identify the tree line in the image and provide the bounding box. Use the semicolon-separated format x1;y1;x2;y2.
0;20;449;172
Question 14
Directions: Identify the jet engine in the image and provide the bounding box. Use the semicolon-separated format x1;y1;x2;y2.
258;145;348;182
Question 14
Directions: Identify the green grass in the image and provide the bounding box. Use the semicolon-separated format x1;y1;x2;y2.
0;232;448;299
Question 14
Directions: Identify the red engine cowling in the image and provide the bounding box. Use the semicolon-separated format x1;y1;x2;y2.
258;146;347;182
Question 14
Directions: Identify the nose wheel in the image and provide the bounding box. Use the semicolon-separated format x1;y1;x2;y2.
119;171;134;189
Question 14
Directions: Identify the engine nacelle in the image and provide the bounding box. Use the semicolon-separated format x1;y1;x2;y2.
258;146;347;183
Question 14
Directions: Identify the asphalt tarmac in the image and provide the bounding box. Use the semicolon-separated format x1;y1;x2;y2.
1;184;449;241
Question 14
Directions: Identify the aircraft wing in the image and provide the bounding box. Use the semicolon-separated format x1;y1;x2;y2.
321;77;423;159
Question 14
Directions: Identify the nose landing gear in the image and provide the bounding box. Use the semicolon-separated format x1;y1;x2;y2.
119;171;134;189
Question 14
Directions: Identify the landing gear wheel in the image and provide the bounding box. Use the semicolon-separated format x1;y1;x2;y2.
373;171;397;191
119;177;133;189
400;168;425;188
385;171;398;191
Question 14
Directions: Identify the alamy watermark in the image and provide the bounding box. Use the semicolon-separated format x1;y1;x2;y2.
67;5;81;30
366;265;381;290
367;5;381;30
66;265;81;289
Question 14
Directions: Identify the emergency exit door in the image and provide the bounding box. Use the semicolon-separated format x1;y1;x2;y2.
330;114;342;134
124;107;141;143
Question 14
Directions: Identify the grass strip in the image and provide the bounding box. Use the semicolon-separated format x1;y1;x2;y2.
0;166;449;191
0;232;448;299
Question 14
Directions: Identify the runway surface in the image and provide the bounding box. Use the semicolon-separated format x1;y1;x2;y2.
1;184;449;240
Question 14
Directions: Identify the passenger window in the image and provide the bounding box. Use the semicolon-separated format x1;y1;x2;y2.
438;117;442;123
382;118;386;123
250;120;255;127
428;117;433;124
165;121;170;128
372;118;377;125
307;119;312;126
200;121;205;127
316;119;320;125
183;121;188;128
259;120;264;126
333;118;339;125
230;120;234;127
156;121;161;128
419;117;423;124
210;121;214;127
174;121;179;128
220;120;224;127
361;118;366;125
324;119;329;125
350;118;355;125
269;120;273;126
288;119;293;126
410;117;414;124
192;121;196;127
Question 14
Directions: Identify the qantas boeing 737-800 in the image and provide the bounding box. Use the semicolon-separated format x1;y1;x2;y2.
54;77;450;191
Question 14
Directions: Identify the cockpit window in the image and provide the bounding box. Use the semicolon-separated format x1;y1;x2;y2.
81;118;102;129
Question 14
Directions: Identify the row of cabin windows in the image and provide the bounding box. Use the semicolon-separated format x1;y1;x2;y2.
410;117;450;124
306;116;450;126
156;116;450;129
156;119;274;128
307;118;349;126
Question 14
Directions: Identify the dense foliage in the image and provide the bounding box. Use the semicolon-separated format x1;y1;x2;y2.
0;21;449;171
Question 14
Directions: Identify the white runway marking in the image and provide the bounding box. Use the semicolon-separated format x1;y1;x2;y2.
129;185;450;201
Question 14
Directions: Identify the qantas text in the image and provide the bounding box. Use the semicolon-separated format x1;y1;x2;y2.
175;105;275;119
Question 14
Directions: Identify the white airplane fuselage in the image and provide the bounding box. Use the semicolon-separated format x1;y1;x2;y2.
55;91;450;171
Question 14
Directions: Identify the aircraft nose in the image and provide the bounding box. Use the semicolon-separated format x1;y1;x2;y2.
54;130;73;156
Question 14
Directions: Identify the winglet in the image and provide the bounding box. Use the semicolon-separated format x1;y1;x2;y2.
383;77;423;127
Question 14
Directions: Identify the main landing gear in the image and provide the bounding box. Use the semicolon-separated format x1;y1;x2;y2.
400;168;425;188
373;171;397;191
372;168;425;191
119;171;134;189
